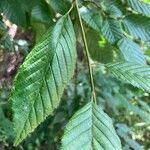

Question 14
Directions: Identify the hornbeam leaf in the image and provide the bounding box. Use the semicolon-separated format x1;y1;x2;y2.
127;0;150;16
102;0;123;18
10;15;77;146
106;62;150;92
122;14;150;42
86;29;114;63
101;18;123;44
48;0;70;14
118;38;146;64
80;7;102;32
31;0;53;23
0;0;27;27
61;102;122;150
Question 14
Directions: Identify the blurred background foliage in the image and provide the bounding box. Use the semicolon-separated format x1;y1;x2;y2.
0;0;150;150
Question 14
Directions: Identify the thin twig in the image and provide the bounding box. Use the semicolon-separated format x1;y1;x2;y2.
75;0;97;103
66;0;75;15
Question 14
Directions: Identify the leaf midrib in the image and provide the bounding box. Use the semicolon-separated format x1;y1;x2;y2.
91;104;117;150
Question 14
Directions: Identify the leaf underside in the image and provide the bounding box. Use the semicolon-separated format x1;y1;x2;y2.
118;38;146;64
61;102;122;150
106;62;150;92
11;15;77;146
103;0;123;17
123;14;150;42
127;0;150;16
80;7;102;32
101;19;123;44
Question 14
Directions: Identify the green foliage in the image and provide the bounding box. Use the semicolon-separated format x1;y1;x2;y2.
0;0;150;149
0;0;28;27
106;62;150;92
86;29;114;63
117;38;146;64
94;66;150;122
31;0;53;24
0;108;13;141
101;18;123;44
122;14;150;42
48;0;71;14
10;15;76;146
81;8;102;32
101;0;123;18
61;102;122;150
116;124;143;150
0;18;6;34
127;0;150;16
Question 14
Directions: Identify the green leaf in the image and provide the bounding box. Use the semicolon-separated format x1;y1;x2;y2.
61;102;122;150
102;0;123;18
21;0;39;12
123;14;150;42
86;29;114;63
117;38;146;64
106;62;150;92
31;0;53;23
101;18;123;44
127;0;150;16
80;7;102;32
48;0;71;14
0;0;28;27
10;15;77;146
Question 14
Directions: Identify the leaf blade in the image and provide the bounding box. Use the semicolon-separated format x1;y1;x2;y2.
11;15;77;146
86;29;114;63
106;62;150;92
122;14;150;42
0;0;27;27
101;19;123;44
117;38;146;64
61;102;122;150
127;0;150;16
80;7;102;32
